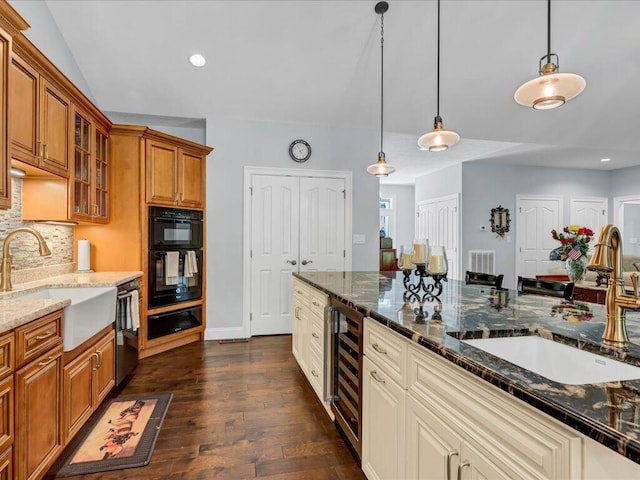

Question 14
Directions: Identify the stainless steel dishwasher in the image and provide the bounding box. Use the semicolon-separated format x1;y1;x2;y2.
115;279;141;386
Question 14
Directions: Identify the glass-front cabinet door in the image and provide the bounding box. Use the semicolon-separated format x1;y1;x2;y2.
71;110;92;220
94;126;109;222
70;107;109;223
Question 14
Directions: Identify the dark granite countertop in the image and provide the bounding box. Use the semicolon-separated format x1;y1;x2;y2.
294;271;640;465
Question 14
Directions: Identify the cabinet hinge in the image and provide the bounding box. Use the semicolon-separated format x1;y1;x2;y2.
519;207;522;213
250;250;253;258
249;187;253;195
343;250;346;258
250;313;253;321
342;189;346;199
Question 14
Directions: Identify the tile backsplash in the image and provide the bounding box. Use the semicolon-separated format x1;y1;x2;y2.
0;177;74;270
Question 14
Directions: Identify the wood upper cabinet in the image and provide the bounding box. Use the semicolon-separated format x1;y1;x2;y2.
0;26;10;210
146;139;178;206
178;148;205;208
69;107;109;223
9;52;70;177
146;138;206;208
62;329;115;443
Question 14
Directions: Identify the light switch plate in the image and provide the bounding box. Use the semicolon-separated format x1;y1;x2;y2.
353;234;366;244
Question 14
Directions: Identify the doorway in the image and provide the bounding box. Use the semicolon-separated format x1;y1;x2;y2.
415;194;459;280
515;195;562;279
243;167;352;337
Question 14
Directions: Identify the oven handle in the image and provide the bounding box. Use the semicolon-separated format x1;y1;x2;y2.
324;306;338;403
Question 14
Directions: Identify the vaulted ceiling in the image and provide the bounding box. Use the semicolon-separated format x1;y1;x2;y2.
22;1;640;183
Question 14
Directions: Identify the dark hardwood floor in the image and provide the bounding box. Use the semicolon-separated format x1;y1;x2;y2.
55;335;366;480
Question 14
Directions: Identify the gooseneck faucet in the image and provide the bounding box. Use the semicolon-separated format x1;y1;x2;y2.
587;224;640;348
0;227;52;292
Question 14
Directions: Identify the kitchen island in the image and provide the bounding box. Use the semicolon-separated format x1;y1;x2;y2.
294;270;640;477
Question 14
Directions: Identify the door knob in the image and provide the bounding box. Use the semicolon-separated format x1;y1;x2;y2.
301;260;313;266
286;260;297;265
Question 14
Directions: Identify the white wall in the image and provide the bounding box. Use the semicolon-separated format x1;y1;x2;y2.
380;184;415;250
9;0;94;101
461;163;611;288
205;115;380;337
414;163;462;203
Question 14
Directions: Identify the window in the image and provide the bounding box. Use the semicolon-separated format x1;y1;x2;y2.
379;194;396;241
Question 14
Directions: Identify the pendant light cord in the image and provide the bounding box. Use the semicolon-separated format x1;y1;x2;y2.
380;11;384;153
546;0;551;63
436;0;440;118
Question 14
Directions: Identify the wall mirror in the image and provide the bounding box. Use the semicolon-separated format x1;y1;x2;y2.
490;205;510;237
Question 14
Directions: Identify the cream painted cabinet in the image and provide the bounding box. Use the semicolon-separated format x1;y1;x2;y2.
362;317;407;480
405;342;582;480
361;318;587;480
362;355;405;480
291;279;331;418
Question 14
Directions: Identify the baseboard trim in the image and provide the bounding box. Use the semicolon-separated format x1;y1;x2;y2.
204;326;247;341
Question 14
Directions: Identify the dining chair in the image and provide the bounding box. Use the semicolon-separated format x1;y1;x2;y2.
465;271;504;289
517;276;574;300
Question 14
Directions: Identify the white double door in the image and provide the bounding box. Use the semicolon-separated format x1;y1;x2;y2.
250;174;346;336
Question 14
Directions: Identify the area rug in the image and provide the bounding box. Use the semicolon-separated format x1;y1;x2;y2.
47;393;172;477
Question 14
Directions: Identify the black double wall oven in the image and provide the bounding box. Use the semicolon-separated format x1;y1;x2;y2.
147;206;203;340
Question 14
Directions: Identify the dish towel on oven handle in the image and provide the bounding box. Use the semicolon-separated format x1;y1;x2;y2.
165;251;180;285
184;250;198;278
129;289;140;330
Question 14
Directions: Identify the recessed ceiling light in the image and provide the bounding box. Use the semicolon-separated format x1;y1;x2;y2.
600;158;611;162
189;54;206;67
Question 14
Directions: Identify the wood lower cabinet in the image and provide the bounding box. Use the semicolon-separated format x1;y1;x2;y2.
62;329;115;443
14;310;63;480
0;447;12;480
15;344;63;480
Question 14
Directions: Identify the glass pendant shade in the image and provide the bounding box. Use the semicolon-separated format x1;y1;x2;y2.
514;64;586;110
417;117;460;152
367;152;395;177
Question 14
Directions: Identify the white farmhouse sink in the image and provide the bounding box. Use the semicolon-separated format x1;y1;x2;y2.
18;287;117;352
462;335;640;385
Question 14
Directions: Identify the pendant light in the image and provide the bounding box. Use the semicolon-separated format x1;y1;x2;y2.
367;1;395;177
417;0;459;152
514;0;585;109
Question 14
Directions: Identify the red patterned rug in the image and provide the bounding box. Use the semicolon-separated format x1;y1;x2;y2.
47;394;172;477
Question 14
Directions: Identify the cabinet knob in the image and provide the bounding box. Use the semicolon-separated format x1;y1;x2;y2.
312;332;319;339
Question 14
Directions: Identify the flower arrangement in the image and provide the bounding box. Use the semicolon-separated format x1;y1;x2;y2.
550;225;595;260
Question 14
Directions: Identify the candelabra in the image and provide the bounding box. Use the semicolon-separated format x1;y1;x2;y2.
401;266;447;325
402;264;447;304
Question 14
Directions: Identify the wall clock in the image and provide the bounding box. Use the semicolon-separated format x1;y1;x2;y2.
289;139;311;163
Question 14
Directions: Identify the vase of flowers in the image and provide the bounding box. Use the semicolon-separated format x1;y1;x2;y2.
550;225;595;283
